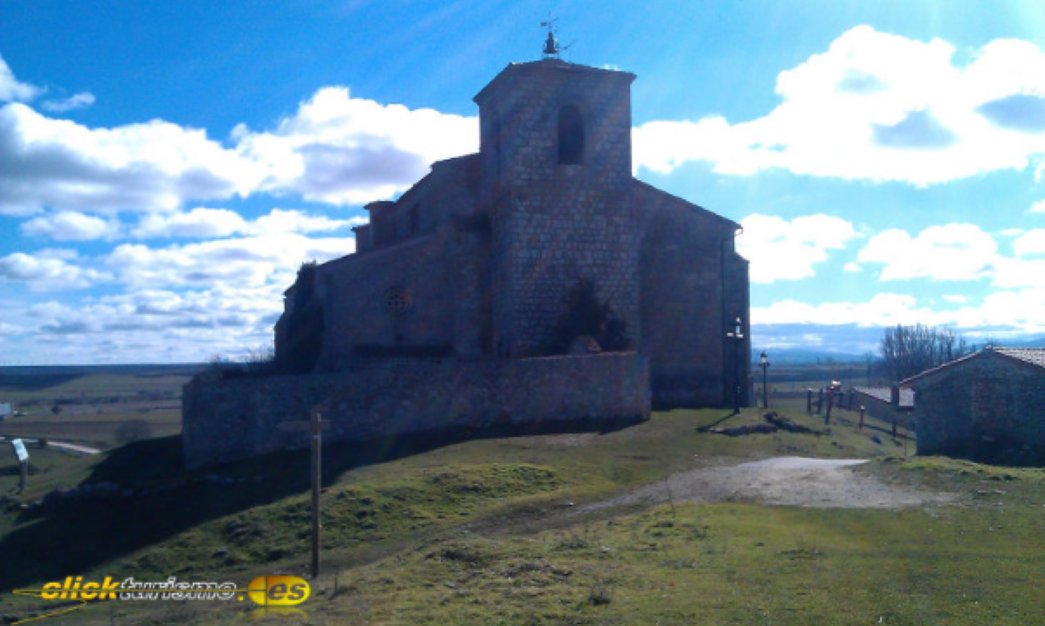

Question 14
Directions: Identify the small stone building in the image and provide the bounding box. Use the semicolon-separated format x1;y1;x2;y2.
903;347;1045;464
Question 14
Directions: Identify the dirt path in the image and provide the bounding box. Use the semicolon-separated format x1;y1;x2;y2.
581;456;955;512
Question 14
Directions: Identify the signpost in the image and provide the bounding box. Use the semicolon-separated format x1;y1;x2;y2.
10;438;29;492
277;413;329;579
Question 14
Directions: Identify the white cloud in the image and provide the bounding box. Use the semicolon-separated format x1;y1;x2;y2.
0;80;477;216
250;208;364;235
41;92;96;113
132;207;248;239
738;213;858;283
633;26;1045;186
233;86;478;205
0;54;40;102
1012;228;1045;256
105;232;353;289
753;288;1045;335
857;223;997;281
131;207;362;239
1030;200;1045;214
21;211;120;240
0;249;110;290
942;294;968;304
5;286;284;363
0;102;259;216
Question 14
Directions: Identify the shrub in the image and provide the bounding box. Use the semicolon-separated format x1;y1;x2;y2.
545;278;631;355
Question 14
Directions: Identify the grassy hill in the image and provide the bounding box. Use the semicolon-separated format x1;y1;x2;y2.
1;373;1043;624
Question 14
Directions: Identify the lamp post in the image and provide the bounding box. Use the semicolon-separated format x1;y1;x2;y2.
759;351;770;409
726;316;744;415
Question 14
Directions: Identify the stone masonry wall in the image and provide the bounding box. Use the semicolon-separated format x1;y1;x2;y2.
912;353;1045;462
492;186;640;357
636;182;747;407
317;232;454;368
481;66;638;357
183;353;650;468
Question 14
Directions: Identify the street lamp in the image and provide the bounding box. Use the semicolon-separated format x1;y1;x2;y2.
759;351;770;409
726;316;744;415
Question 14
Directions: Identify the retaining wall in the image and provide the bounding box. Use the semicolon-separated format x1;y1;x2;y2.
182;353;649;468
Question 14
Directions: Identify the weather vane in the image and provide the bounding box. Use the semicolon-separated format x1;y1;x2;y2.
540;15;571;59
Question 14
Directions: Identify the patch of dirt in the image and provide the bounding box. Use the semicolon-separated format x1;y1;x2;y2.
582;456;956;511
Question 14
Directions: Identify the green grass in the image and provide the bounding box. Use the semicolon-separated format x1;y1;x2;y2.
1;391;1040;625
299;501;1044;626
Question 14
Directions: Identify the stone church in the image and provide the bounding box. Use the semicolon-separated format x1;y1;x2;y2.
183;57;749;468
275;58;750;407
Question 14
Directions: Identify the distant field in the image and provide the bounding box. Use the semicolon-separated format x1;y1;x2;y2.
0;365;198;448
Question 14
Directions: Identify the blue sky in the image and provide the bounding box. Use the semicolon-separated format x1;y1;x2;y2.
1;1;1044;364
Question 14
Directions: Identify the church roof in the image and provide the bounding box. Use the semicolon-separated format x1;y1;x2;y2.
474;59;635;105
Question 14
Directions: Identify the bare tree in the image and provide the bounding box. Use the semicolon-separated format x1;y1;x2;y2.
880;324;973;381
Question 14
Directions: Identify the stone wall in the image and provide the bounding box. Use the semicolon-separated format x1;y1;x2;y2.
479;63;640;358
852;387;914;430
910;353;1045;463
183;353;650;469
635;182;748;407
317;232;454;368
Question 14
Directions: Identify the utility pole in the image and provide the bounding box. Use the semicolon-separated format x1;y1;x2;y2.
278;412;329;579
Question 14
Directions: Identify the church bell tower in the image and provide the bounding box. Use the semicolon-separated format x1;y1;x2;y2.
473;59;640;357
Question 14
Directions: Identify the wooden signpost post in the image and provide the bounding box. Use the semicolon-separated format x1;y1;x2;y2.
277;412;329;579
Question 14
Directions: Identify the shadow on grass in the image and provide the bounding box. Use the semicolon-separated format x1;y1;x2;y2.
0;416;640;590
695;412;747;433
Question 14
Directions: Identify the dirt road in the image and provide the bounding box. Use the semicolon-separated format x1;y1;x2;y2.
583;456;955;511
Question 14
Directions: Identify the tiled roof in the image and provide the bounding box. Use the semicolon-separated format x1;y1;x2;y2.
901;346;1045;384
993;347;1045;369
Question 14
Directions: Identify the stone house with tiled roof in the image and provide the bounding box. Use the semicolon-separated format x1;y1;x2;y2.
902;347;1045;465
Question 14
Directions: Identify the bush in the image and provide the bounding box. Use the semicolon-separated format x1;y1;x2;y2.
545;279;631;355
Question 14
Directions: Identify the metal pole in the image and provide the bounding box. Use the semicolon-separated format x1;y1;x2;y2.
734;343;741;415
761;363;768;409
311;412;322;579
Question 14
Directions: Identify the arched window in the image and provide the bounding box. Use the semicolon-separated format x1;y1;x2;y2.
558;105;584;164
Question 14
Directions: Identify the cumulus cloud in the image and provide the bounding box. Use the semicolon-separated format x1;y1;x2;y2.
0;54;40;102
1029;199;1045;214
21;210;120;240
737;213;858;283
753;288;1045;335
132;207;248;239
130;207;362;239
40;91;96;113
857;223;998;281
633;26;1045;186
0;249;111;290
7;285;284;363
1012;229;1045;256
0;79;477;216
0;102;258;216
233;86;478;205
105;232;353;289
